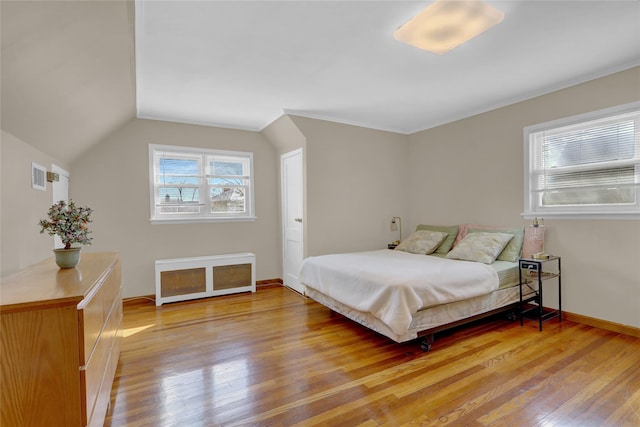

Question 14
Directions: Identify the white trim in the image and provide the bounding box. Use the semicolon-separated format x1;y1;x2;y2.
524;101;640;135
523;101;640;220
51;164;70;179
150;216;257;225
280;148;305;294
149;144;255;223
51;164;70;249
522;212;640;220
149;143;253;159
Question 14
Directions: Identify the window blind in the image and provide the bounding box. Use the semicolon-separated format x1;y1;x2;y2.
530;110;640;207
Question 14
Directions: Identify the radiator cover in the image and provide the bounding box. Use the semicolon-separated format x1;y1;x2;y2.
155;253;256;306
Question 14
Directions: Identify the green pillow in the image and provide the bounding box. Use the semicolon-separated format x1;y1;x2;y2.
416;224;459;254
446;232;514;264
467;227;524;262
395;230;449;255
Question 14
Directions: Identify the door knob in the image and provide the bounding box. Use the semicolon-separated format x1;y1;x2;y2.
294;218;303;223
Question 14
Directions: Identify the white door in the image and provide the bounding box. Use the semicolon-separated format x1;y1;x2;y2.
51;164;70;249
281;149;305;294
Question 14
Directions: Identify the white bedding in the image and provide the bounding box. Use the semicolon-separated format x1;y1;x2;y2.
299;250;499;336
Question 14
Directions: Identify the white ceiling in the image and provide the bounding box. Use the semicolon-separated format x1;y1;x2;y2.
1;1;639;164
136;0;640;134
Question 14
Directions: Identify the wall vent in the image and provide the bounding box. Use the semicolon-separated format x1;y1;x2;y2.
31;162;46;191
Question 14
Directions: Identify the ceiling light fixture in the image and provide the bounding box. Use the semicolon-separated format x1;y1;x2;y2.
394;0;505;55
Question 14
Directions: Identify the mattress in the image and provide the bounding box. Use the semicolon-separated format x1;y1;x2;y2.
306;281;531;343
428;254;519;289
304;256;530;343
300;250;501;337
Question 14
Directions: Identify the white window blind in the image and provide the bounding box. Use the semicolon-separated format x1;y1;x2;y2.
149;145;255;223
524;102;640;219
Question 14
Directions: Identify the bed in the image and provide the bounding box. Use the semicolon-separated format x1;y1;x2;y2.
300;223;543;351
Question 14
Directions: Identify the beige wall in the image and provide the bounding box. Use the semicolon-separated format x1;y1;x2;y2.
261;114;308;260
288;116;410;256
70;119;279;298
408;67;640;328
1;130;70;276
262;115;307;155
263;115;409;259
2;66;637;329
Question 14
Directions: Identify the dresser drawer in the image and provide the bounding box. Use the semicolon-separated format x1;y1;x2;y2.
87;317;122;427
80;261;121;364
82;291;122;425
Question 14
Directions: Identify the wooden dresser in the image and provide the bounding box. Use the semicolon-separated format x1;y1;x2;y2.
1;252;122;427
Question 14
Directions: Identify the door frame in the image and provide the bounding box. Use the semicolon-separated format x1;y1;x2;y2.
280;148;305;294
51;164;70;249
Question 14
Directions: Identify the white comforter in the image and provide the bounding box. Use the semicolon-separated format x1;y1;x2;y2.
299;250;499;336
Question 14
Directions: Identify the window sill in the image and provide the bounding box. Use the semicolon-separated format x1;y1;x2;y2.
522;212;640;220
150;216;257;225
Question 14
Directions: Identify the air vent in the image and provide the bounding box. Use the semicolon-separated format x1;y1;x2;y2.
32;162;46;191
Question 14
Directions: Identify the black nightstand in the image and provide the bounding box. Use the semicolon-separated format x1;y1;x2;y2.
519;256;562;331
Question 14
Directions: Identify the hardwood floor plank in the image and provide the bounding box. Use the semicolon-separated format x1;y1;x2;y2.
106;287;640;427
540;335;640;427
385;325;599;426
469;330;614;426
603;375;640;427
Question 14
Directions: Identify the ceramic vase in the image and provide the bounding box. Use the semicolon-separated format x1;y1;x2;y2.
53;247;81;269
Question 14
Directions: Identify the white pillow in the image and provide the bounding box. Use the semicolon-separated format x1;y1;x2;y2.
446;232;514;264
395;230;448;255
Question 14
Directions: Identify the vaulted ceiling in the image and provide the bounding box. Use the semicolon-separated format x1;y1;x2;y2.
1;0;136;164
2;1;639;164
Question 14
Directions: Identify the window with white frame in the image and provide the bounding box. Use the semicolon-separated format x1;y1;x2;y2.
524;102;640;219
149;145;255;223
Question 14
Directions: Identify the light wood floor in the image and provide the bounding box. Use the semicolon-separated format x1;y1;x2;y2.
105;286;640;427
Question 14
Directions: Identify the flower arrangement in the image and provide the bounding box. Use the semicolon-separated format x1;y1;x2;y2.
39;200;93;249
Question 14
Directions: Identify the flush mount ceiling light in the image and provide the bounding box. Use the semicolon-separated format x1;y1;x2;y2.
394;0;505;55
